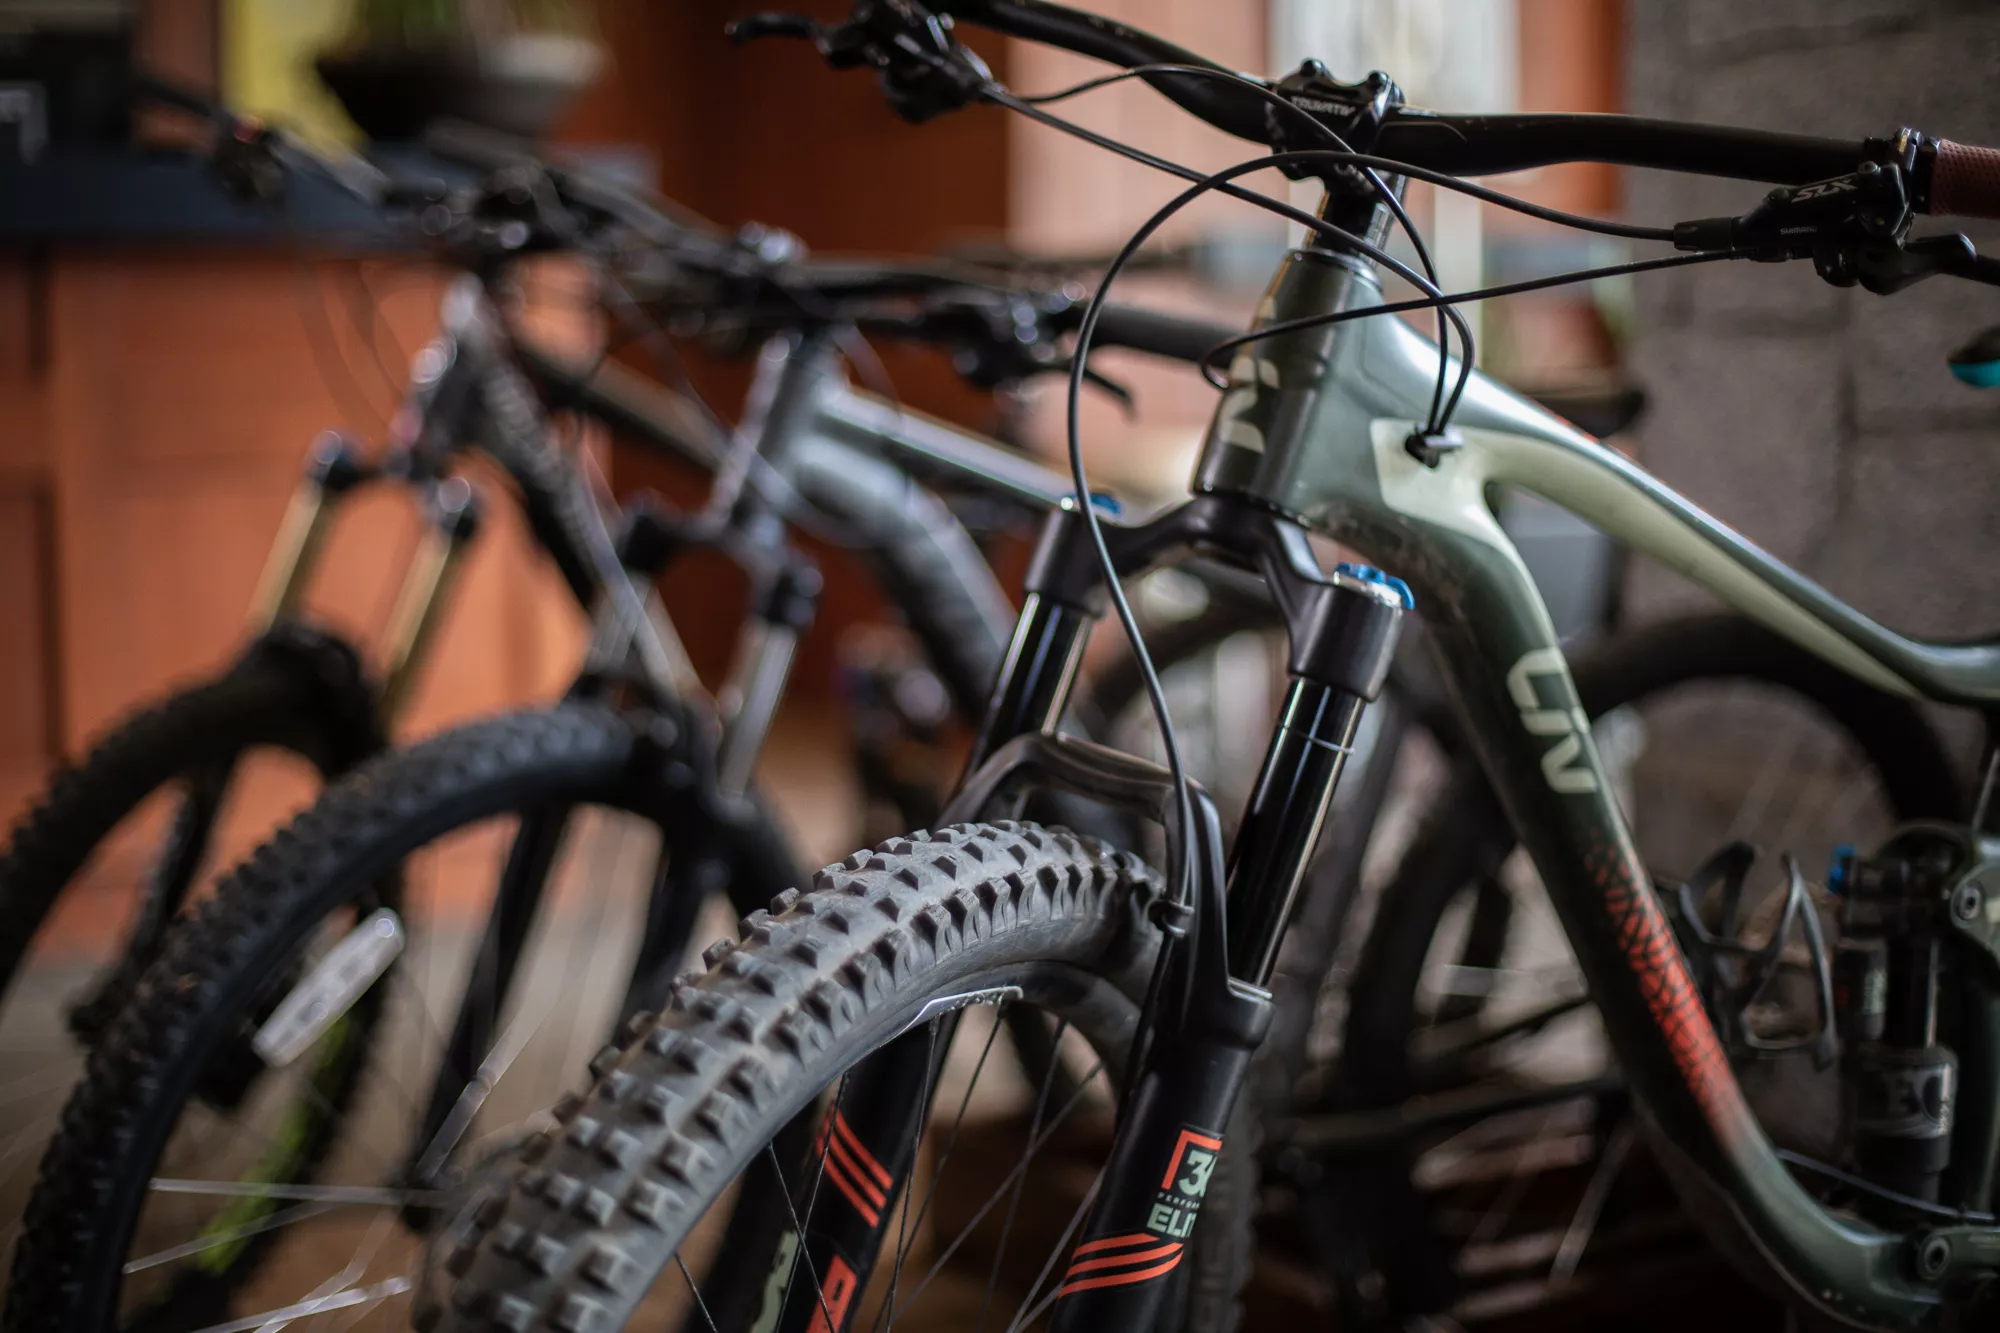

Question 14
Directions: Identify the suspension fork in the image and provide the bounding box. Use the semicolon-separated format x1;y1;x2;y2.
1048;559;1408;1332
770;494;1411;1333
766;507;1102;1333
245;431;373;632
376;477;483;723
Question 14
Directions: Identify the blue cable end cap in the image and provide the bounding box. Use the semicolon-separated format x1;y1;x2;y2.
1827;842;1857;895
1334;561;1415;610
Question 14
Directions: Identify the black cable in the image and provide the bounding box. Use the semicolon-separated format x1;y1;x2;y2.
1193;249;1737;389
293;259;389;432
1010;63;1677;244
1775;1149;1995;1224
341;260;409;407
1003;59;1683;426
988;91;1479;434
1006;61;1457;426
987;87;1467;424
1062;186;1232;1013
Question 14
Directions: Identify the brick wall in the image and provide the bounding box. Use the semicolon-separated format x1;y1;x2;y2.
1623;1;2000;645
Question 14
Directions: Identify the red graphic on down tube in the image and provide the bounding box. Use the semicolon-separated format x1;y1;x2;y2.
1585;837;1749;1141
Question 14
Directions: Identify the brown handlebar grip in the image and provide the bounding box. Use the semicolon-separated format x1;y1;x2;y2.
1931;139;2000;219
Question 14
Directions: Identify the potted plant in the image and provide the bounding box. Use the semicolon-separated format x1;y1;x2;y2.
316;0;602;142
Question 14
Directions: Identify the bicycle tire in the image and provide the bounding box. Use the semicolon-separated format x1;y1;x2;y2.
1321;612;1962;1323
4;702;740;1332
427;820;1255;1333
0;626;380;1035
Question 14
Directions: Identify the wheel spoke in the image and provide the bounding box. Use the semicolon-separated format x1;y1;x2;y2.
148;1178;447;1206
176;1275;411;1333
876;1017;946;1333
974;1018;1069;1333
123;1199;341;1274
411;967;569;1182
769;1071;851;1333
1722;711;1806;848
881;1004;1008;1315
1414;992;1593;1070
888;1058;1105;1325
1003;1165;1103;1333
245;1201;401;1333
1287;1074;1623;1153
1550;1116;1637;1280
675;1251;721;1333
0;1063;77;1108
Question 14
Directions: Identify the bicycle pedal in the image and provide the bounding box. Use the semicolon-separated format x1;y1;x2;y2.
1667;841;1839;1068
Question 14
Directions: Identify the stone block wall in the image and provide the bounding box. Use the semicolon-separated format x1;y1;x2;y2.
1622;0;2000;646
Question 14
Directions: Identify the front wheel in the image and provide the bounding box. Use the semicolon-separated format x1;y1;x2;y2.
431;821;1255;1333
0;626;379;1273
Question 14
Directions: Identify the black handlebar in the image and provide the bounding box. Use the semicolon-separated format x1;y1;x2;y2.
1083;304;1239;364
933;0;1268;141
1369;113;1865;186
933;0;1871;186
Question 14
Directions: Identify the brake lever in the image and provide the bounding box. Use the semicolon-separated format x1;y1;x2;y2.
724;12;826;46
729;2;991;124
1821;232;1978;295
1934;239;2000;288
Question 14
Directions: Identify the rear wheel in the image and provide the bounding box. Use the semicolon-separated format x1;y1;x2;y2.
1311;614;1960;1328
429;821;1255;1333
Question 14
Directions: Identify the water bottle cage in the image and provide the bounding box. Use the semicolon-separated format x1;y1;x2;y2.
1666;841;1839;1069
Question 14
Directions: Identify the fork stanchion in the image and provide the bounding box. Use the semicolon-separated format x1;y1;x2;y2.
1051;559;1408;1333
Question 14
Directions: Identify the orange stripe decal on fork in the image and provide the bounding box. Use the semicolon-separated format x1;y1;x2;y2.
1057;1249;1184;1298
1063;1241;1184;1279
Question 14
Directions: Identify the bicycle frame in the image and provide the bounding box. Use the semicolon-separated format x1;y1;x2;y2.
1150;245;2000;1323
1198;244;2000;1328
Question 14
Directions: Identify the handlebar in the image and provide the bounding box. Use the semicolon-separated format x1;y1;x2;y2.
912;0;2000;212
1083;303;1239;364
708;258;1241;376
933;0;1265;141
931;0;1870;185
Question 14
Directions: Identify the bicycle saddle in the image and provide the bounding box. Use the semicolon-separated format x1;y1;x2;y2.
1948;323;2000;387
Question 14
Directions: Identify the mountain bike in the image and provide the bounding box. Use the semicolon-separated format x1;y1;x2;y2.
0;139;723;1277
421;4;2000;1331
0;106;1283;1331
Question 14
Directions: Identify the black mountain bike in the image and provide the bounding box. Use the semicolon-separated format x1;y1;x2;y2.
0;103;1285;1331
420;5;2000;1333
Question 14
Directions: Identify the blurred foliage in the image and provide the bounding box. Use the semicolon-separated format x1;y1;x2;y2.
342;0;593;47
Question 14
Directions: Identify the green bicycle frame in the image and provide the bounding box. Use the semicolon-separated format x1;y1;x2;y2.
1197;241;2000;1327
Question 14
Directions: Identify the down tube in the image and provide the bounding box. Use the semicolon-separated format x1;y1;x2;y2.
1386;517;1935;1328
